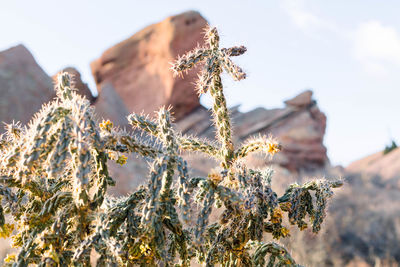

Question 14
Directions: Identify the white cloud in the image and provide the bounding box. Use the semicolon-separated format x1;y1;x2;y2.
354;20;400;75
282;0;320;31
281;0;338;35
282;2;400;76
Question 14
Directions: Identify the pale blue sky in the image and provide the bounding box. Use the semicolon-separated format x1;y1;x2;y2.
1;0;399;166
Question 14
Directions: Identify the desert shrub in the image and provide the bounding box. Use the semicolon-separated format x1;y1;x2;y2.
0;26;342;266
383;140;398;155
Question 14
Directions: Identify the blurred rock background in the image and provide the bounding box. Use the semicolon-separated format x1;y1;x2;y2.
1;11;399;267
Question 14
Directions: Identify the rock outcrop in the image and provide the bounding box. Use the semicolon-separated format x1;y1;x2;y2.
284;89;313;108
177;90;328;172
0;14;329;191
0;46;99;134
0;45;54;128
91;11;207;120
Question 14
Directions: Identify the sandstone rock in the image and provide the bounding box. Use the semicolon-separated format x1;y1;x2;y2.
176;90;328;172
0;45;54;129
284;90;313;108
54;67;95;103
91;11;207;121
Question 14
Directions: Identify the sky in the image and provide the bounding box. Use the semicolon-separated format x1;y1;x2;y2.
1;0;399;166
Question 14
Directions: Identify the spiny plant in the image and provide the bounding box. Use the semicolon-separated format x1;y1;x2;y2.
0;26;342;266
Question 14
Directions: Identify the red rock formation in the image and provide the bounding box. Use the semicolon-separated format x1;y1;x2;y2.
0;13;328;187
91;11;207;120
284;90;313;108
0;45;55;129
0;46;98;133
53;67;95;103
176;90;328;172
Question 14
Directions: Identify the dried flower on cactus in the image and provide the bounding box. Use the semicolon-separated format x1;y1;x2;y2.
99;119;113;132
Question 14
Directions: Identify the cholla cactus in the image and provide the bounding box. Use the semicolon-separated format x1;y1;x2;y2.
0;26;342;266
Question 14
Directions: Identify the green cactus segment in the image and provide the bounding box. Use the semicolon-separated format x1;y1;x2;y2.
278;180;343;233
172;26;247;171
252;242;304;267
